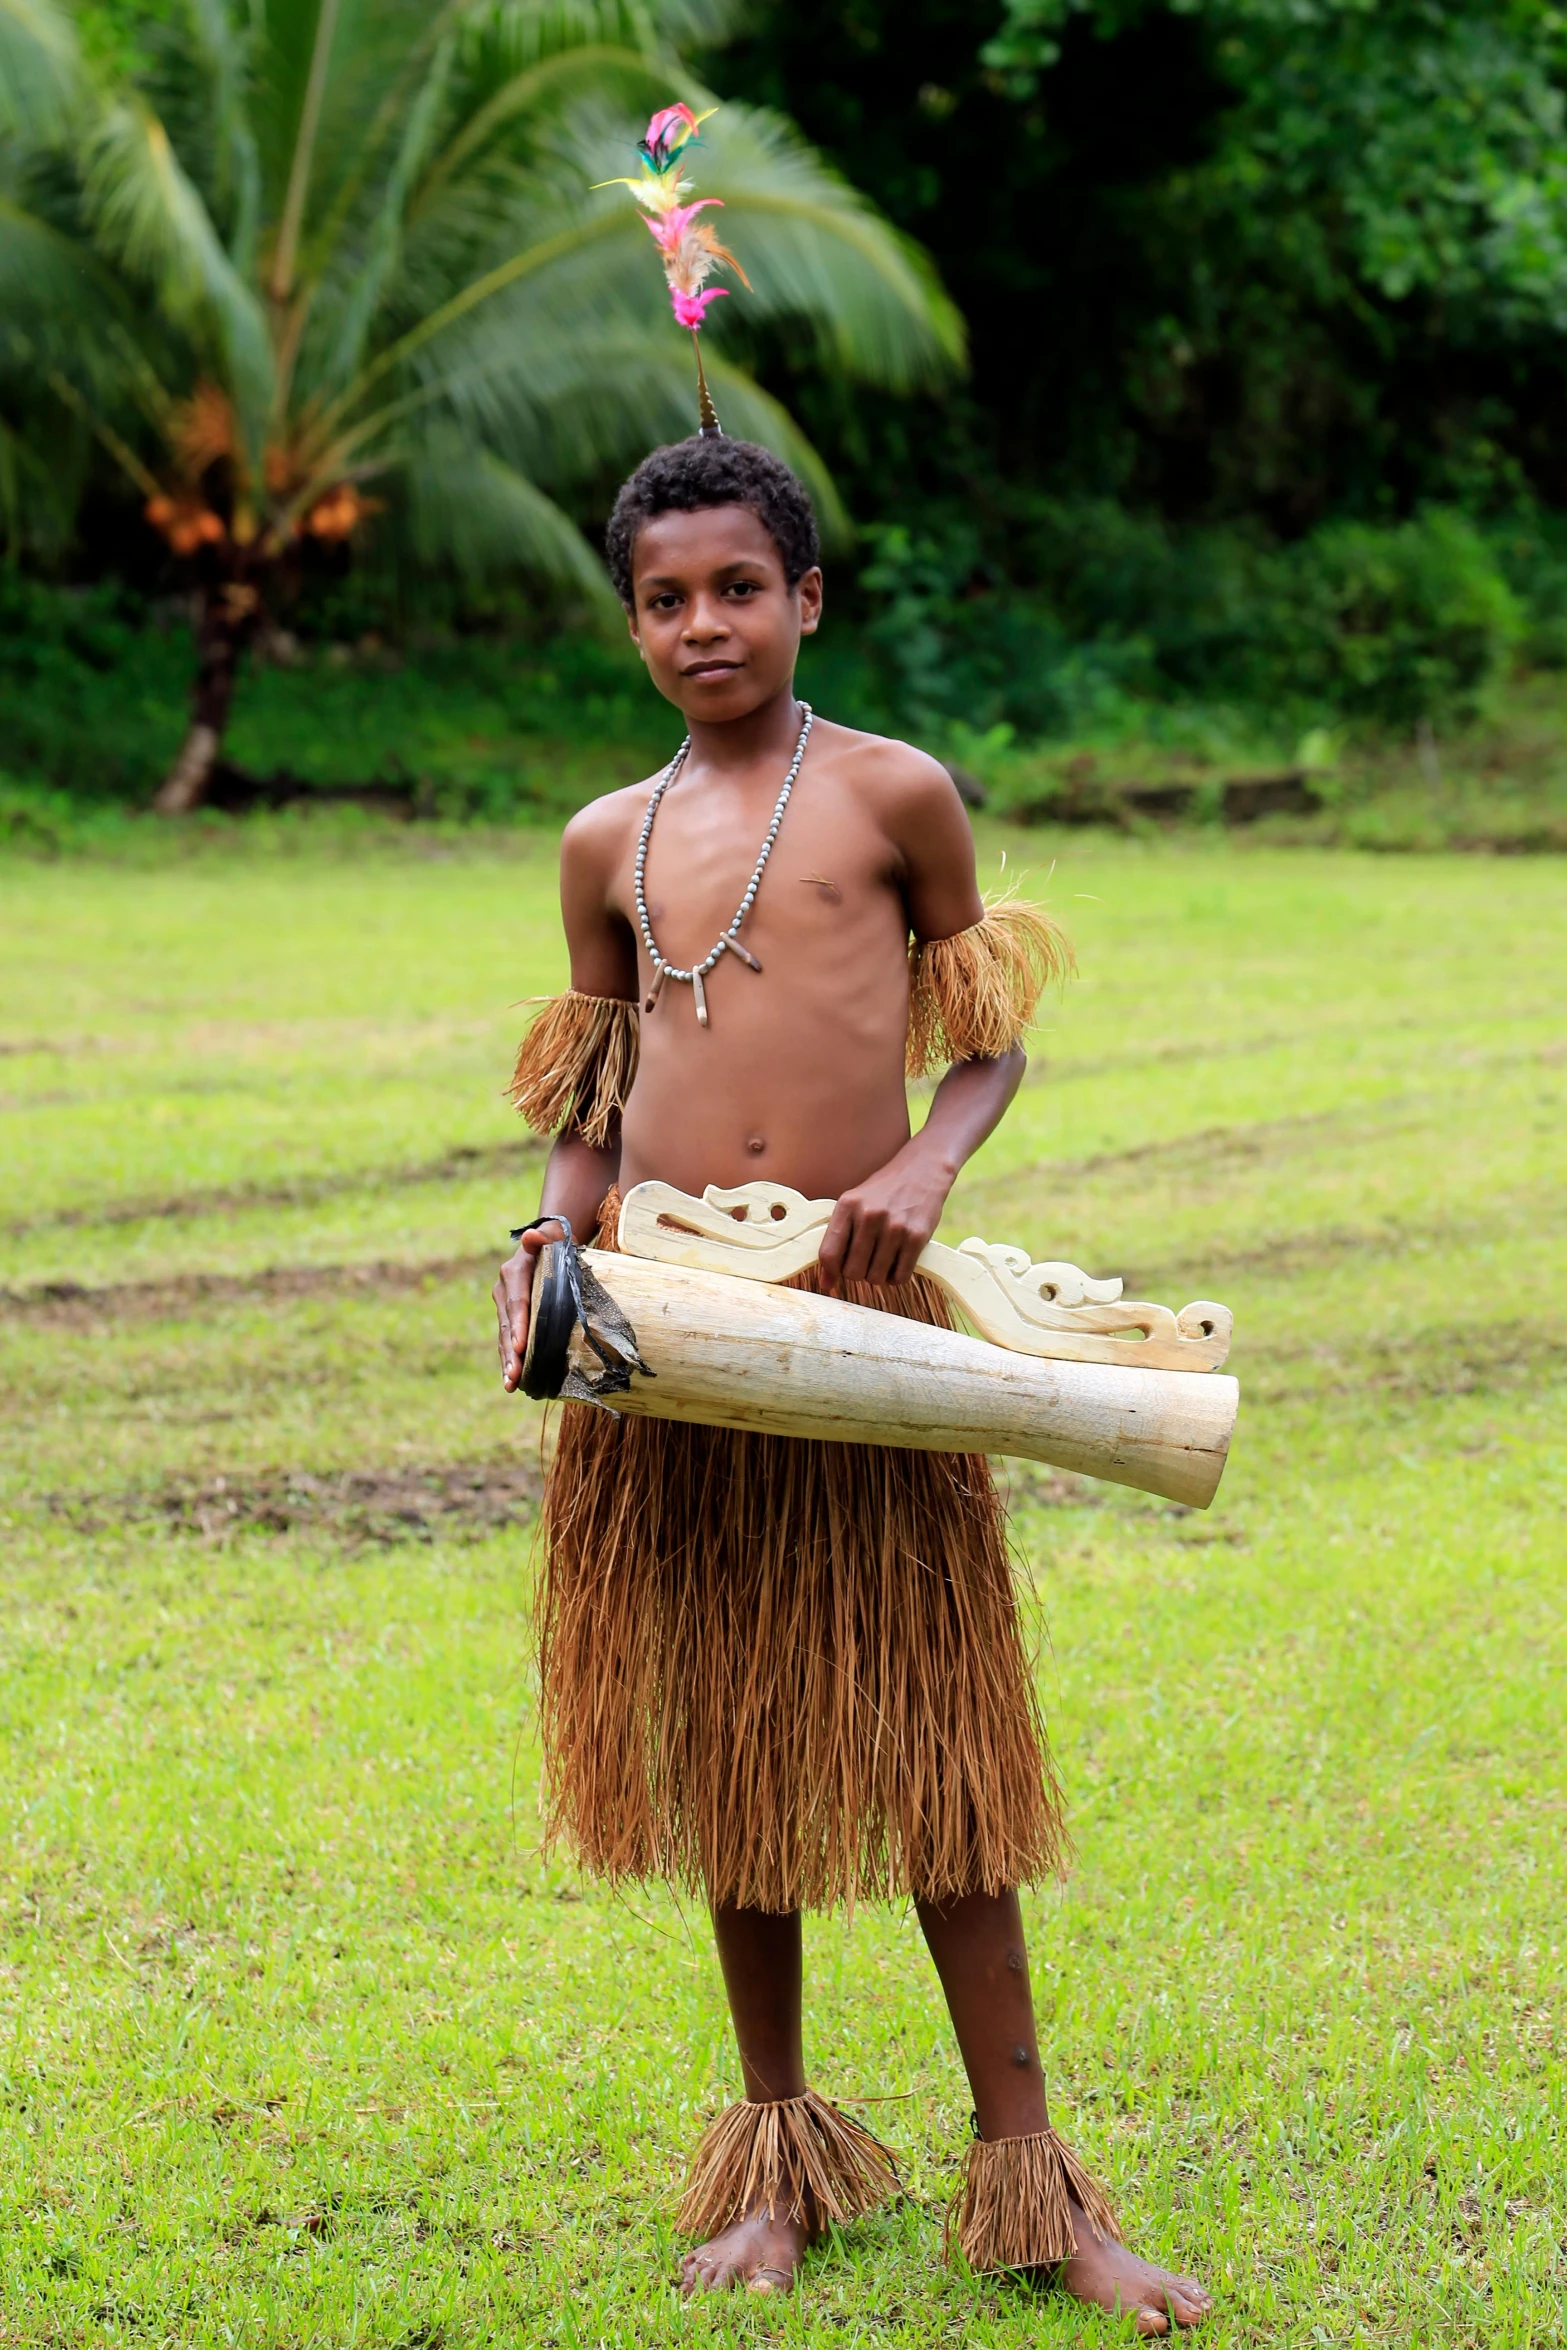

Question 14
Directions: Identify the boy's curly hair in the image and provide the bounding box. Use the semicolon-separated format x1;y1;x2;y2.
605;437;821;608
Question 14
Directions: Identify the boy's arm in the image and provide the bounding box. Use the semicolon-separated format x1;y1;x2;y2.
495;802;638;1392
819;754;1023;1292
816;1050;1024;1291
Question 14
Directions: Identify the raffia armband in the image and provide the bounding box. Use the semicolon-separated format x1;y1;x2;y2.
505;991;638;1150
906;896;1074;1077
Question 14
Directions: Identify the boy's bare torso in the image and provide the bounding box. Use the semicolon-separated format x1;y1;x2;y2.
563;716;983;1200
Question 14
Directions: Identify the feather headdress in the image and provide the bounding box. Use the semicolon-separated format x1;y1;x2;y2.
600;102;750;436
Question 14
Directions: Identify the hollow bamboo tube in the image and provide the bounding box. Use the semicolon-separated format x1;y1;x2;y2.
579;1251;1238;1510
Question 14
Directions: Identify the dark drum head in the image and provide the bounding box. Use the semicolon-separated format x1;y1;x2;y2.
520;1240;577;1401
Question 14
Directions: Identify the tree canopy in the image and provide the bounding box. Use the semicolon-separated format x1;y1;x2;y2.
0;0;962;798
709;0;1567;532
8;0;1567;794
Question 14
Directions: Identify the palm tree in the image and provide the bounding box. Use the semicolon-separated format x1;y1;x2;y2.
0;0;963;809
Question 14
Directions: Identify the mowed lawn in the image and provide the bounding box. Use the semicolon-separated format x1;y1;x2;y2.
0;829;1562;2349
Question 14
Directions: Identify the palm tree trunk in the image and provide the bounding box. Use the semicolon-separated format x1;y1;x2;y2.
154;585;248;814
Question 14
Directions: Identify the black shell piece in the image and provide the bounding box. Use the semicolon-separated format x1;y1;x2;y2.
520;1240;578;1400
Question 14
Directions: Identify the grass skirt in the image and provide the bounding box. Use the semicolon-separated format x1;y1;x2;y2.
536;1196;1066;1912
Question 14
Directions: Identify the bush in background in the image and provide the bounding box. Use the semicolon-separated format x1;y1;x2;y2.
849;503;1524;746
0;504;1547;836
0;570;670;819
1285;512;1523;729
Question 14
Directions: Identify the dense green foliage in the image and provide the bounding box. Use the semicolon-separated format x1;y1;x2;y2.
853;503;1526;740
0;0;957;576
713;0;1567;528
0;572;671;815
2;834;1563;2341
0;0;961;802
690;0;1567;765
11;0;1567;792
7;550;1567;852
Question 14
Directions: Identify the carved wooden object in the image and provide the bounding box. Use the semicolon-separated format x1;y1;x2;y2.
617;1180;1233;1373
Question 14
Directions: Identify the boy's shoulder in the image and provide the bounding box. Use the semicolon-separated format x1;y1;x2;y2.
559;779;651;871
560;725;960;850
809;718;959;815
552;723;967;897
810;722;974;874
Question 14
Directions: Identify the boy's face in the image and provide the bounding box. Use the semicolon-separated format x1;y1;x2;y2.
626;503;822;725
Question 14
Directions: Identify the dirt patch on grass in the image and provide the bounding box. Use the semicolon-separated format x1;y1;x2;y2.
1114;1216;1447;1298
51;1459;542;1547
6;1253;498;1327
965;1111;1383;1229
996;1463;1107;1511
1056;1110;1341;1183
1365;1323;1567;1401
1105;1185;1566;1299
2;1136;542;1240
1248;1320;1567;1407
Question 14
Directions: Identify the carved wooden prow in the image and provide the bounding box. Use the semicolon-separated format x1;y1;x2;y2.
616;1181;1233;1374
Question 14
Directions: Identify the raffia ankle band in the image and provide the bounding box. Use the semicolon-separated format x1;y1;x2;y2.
948;2125;1119;2272
677;2088;900;2236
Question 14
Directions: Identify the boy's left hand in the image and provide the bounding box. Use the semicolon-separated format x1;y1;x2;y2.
817;1144;952;1291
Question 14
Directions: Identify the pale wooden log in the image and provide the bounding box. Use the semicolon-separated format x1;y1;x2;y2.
616;1179;1233;1374
577;1251;1238;1510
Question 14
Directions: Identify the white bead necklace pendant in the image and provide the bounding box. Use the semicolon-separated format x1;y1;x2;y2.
634;702;812;1033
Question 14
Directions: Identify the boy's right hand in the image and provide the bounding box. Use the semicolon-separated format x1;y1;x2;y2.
494;1220;567;1392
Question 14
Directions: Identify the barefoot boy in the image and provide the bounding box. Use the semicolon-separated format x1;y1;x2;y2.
494;434;1211;2331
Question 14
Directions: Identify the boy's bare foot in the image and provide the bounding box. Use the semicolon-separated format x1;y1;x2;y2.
1051;2201;1212;2334
678;2201;813;2295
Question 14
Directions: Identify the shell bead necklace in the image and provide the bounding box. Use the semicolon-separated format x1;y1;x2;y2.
634;702;813;1028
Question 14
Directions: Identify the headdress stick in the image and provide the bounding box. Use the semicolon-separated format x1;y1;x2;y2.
693;334;719;438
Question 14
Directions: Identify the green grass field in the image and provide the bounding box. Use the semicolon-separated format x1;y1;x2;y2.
1;830;1563;2347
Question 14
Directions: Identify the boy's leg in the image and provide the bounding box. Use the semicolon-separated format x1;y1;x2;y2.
916;1888;1212;2335
680;1905;812;2295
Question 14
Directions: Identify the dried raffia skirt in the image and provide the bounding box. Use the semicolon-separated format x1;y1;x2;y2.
536;1194;1067;1913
